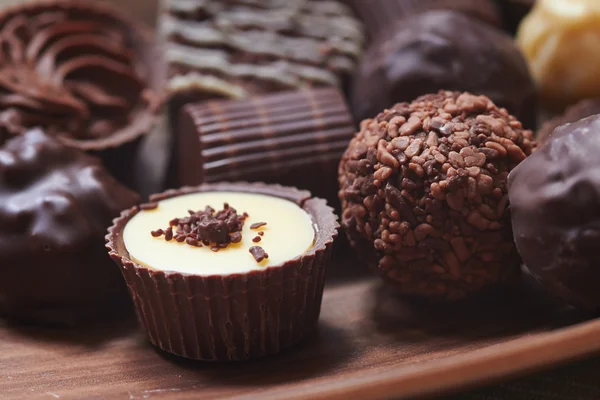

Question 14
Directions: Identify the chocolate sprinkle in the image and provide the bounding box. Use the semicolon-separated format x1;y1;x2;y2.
258;232;264;236
151;203;248;249
249;246;269;262
250;222;267;230
252;236;261;243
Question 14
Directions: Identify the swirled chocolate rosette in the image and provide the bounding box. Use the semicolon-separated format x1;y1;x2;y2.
0;0;162;186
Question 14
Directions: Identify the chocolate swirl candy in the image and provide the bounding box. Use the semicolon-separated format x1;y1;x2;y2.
0;128;140;324
0;0;159;149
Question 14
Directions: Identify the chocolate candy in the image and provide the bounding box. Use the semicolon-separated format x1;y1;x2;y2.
107;182;339;361
162;0;365;107
508;114;600;310
517;0;600;110
175;87;356;205
339;91;536;299
0;0;161;186
350;11;537;129
537;97;600;144
0;129;140;324
344;0;503;39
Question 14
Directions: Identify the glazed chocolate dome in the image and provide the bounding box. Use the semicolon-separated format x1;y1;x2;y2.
339;91;536;299
350;11;537;129
0;128;140;324
509;114;600;310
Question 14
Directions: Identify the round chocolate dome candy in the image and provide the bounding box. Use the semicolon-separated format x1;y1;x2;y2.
350;10;537;129
339;91;536;299
509;114;600;310
0;128;140;324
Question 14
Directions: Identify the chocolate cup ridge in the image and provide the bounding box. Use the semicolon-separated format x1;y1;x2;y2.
106;182;339;361
0;0;165;187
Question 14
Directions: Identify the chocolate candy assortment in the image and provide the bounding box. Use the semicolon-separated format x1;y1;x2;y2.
2;0;600;362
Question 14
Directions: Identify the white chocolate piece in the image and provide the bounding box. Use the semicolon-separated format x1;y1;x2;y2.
517;0;600;108
123;191;315;275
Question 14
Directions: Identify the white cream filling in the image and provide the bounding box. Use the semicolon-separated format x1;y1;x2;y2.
123;191;315;275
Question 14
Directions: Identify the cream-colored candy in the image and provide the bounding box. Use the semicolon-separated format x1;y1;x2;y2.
516;0;600;108
123;192;315;275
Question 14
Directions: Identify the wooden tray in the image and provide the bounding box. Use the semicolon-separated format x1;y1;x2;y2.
2;251;600;400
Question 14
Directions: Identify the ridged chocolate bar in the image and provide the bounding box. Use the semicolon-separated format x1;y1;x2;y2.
107;182;339;361
345;0;503;39
176;87;356;205
162;0;365;99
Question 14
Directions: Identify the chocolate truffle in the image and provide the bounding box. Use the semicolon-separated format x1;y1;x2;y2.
350;11;537;129
344;0;503;39
175;87;356;205
508;115;600;310
537;97;600;144
339;91;536;299
0;129;140;324
0;0;162;186
161;0;365;109
517;0;600;110
107;182;338;361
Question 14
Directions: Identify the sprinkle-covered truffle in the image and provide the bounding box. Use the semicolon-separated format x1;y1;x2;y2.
339;91;536;299
509;114;600;310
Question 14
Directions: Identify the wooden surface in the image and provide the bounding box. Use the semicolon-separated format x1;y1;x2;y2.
2;253;600;400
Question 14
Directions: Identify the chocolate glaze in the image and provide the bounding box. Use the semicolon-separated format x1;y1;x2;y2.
509;114;600;310
350;11;537;128
0;128;140;324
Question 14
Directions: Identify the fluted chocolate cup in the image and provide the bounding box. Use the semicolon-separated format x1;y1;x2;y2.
0;0;163;188
106;182;338;361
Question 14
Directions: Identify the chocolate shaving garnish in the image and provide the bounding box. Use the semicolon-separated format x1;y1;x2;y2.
250;222;267;229
258;231;264;236
164;228;173;241
140;202;158;210
230;231;242;243
249;246;268;263
252;236;261;243
151;202;248;249
150;229;163;237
